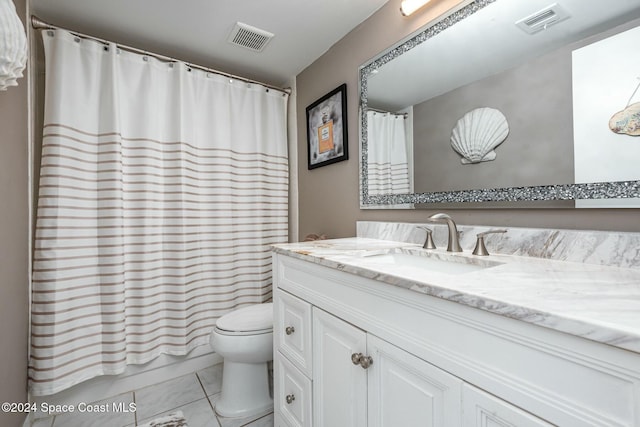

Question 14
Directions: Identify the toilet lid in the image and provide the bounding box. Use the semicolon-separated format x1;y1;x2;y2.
216;303;273;333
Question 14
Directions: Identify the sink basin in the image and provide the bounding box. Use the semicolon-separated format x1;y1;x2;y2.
357;250;501;276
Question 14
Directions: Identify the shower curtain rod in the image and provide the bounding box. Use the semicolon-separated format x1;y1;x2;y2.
366;107;408;118
30;15;291;95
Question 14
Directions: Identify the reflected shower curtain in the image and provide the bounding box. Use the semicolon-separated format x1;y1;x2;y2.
30;30;289;396
366;111;410;195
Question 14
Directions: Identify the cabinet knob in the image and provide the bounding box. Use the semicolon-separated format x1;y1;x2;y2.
285;394;295;404
351;352;363;365
351;352;373;369
285;326;295;335
359;355;373;369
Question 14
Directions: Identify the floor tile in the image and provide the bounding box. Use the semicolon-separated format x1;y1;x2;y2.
211;394;272;427
36;367;272;427
135;374;206;420
51;392;136;427
196;364;223;397
216;411;273;427
244;413;273;427
136;398;219;427
134;373;207;420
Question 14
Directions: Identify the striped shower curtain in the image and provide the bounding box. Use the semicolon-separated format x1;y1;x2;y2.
30;29;289;396
366;110;411;195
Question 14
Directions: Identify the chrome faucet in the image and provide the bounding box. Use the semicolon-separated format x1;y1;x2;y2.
426;213;462;252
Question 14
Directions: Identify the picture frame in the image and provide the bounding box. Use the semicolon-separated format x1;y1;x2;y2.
306;83;348;169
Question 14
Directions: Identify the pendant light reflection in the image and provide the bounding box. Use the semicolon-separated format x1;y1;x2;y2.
0;0;28;91
400;0;432;16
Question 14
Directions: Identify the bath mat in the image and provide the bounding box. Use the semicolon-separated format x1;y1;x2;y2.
138;410;188;427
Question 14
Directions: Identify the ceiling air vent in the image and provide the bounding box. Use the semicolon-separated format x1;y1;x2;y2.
516;3;570;35
227;22;274;52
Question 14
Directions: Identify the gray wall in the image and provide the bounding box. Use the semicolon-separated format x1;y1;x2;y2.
295;0;640;240
0;0;29;425
413;48;573;192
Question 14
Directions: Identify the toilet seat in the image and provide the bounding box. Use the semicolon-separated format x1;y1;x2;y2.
214;326;272;336
215;303;273;336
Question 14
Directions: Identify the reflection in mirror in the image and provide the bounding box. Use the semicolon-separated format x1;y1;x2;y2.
360;0;640;208
366;110;411;191
366;107;415;209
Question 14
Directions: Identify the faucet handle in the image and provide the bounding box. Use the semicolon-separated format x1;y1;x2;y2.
417;226;436;249
472;229;507;256
477;229;507;238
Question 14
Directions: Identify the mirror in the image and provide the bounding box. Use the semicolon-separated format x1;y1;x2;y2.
359;0;640;208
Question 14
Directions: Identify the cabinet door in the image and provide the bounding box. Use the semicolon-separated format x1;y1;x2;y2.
463;384;554;427
367;334;463;427
312;308;367;427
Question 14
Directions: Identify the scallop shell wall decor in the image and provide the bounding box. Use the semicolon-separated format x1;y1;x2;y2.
609;102;640;136
450;107;509;164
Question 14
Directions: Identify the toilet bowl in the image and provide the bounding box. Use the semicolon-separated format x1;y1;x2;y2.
209;303;274;418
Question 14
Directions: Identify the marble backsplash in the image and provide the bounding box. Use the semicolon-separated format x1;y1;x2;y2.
357;221;640;268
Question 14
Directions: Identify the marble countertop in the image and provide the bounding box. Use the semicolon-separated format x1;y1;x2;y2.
272;237;640;355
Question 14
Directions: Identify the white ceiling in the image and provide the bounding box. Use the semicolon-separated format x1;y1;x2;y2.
30;0;390;87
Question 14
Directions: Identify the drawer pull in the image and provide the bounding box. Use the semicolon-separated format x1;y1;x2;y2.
285;326;295;335
285;394;296;404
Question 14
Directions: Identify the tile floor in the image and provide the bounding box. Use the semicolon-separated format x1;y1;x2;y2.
31;363;274;427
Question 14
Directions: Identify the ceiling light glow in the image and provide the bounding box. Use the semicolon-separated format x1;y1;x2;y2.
400;0;432;16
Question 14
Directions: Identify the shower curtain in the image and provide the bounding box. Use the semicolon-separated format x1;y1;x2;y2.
366;110;410;195
30;30;289;396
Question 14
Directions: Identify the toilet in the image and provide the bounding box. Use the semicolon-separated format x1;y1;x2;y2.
209;303;274;418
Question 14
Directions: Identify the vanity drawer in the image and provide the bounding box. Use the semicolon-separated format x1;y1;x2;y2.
276;352;313;427
275;289;313;376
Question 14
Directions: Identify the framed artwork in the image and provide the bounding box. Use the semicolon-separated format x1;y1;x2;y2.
306;83;348;169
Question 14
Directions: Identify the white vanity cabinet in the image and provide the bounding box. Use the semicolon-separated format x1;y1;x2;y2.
276;291;464;427
273;252;640;427
313;308;464;427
